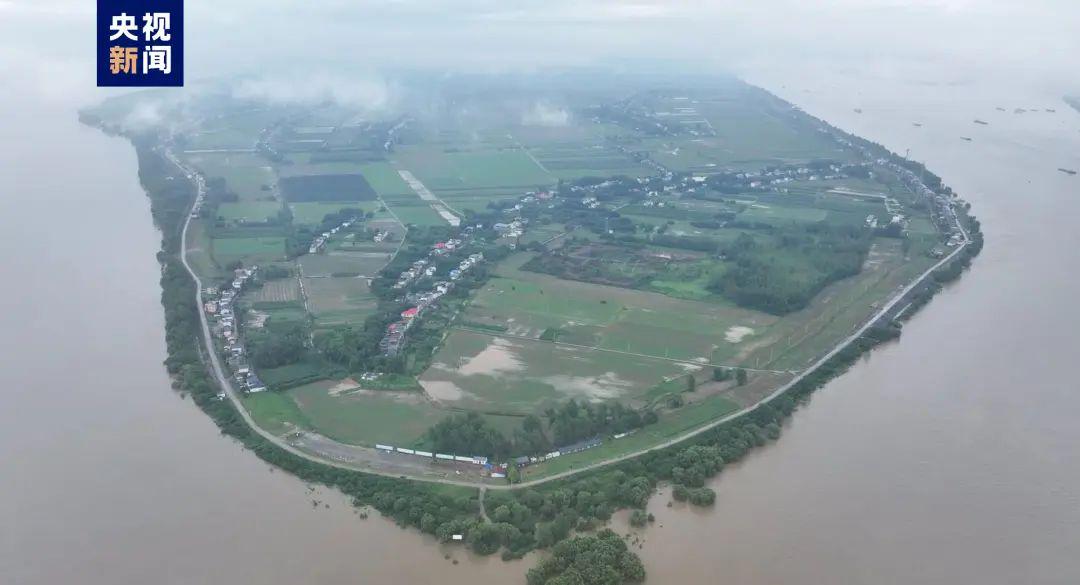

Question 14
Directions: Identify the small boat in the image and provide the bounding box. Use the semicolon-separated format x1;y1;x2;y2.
974;119;989;125
1014;108;1027;114
1046;108;1056;113
996;107;1007;112
960;136;973;141
1058;168;1077;175
854;108;863;114
912;122;922;127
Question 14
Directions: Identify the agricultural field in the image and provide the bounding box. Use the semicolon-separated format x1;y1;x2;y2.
245;378;519;448
359;162;415;197
302;275;379;327
279;173;377;202
421;330;694;414
211;236;286;265
216;201;283;223
184;152;276;200
289;201;376;226
382;200;449;226
182;218;223;280
247;278;301;303
393;147;554;191
632;91;856;172
123;76;954;468
181;107;280;151
299;251;390;277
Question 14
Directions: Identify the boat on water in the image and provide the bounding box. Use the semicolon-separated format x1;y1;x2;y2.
1058;168;1077;176
912;122;922;127
996;106;1007;112
960;136;973;141
974;119;989;125
1046;108;1056;113
854;108;863;114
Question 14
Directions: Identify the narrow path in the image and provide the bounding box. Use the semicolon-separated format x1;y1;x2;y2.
478;487;491;523
506;133;552;175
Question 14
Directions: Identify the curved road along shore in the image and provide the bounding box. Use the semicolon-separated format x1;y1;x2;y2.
171;149;970;491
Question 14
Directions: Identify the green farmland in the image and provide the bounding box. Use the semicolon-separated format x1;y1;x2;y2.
104;75;957;479
211;236;286;265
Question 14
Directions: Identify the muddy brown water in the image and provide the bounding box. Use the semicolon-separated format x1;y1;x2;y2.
0;95;524;584
3;71;1079;584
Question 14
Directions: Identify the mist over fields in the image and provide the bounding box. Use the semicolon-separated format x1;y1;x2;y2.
2;0;1078;111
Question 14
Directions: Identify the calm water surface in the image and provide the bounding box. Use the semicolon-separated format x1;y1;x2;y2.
2;71;1078;584
0;93;522;585
617;70;1080;585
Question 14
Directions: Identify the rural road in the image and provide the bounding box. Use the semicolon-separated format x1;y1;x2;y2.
169;147;969;491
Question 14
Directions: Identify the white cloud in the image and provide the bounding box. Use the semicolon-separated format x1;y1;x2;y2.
522;103;571;127
231;73;395;111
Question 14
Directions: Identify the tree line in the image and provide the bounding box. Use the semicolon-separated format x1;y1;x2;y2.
425;399;655;461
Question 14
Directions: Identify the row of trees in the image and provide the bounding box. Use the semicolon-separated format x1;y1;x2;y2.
710;225;872;314
424;399;657;461
526;529;646;585
247;322;308;369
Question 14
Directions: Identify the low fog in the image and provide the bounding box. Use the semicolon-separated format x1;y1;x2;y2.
1;0;1079;111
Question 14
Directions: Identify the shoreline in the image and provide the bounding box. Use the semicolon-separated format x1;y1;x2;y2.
81;85;985;569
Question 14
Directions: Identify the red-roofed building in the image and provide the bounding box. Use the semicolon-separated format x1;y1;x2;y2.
401;307;419;320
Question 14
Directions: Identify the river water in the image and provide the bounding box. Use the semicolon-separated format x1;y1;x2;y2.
614;71;1080;584
0;90;523;584
2;63;1079;585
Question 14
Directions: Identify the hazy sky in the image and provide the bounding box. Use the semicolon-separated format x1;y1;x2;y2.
0;0;1077;108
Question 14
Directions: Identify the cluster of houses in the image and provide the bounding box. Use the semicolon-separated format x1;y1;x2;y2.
865;213;906;230
493;216;529;241
751;162;864;188
379;238;486;357
308;217;357;255
203;266;267;394
869;155;964;245
822;128;964;249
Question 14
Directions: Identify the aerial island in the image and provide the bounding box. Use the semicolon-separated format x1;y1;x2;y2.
83;73;982;584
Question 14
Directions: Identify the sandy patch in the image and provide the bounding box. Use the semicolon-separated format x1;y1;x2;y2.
327;378;361;396
725;326;755;343
545;371;634;402
420;380;471;402
457;337;526;376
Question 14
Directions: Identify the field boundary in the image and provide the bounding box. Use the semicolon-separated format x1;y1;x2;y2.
449;325;794;374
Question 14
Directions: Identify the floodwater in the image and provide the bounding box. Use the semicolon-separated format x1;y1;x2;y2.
0;92;522;585
614;71;1080;584
3;57;1079;585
